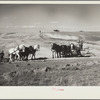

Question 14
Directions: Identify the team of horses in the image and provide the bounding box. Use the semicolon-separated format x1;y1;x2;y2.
51;41;83;58
0;41;83;62
8;44;40;62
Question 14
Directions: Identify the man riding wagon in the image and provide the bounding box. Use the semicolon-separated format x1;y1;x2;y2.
70;39;84;57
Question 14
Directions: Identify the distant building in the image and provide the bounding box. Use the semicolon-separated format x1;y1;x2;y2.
80;30;83;32
54;29;60;32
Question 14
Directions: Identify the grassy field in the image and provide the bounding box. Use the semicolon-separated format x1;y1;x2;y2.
0;30;100;86
0;57;100;86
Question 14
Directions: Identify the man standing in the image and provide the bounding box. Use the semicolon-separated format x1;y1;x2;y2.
0;50;4;62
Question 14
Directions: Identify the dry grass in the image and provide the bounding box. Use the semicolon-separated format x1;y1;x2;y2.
0;31;100;86
0;58;100;86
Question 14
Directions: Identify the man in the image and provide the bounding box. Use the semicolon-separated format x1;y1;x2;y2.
0;50;4;62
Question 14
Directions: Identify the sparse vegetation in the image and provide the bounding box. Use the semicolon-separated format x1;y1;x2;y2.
0;58;100;86
0;31;100;86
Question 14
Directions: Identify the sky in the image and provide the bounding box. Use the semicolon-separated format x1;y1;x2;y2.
0;4;100;31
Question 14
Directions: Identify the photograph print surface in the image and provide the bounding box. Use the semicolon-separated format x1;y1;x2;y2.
0;4;100;86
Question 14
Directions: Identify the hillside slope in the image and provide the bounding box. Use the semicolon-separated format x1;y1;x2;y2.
0;30;100;57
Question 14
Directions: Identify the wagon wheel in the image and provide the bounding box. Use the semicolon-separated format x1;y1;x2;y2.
71;50;78;57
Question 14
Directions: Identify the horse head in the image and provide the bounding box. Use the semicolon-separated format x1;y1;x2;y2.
18;44;26;52
34;44;40;51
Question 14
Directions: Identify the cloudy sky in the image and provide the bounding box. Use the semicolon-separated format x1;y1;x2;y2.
0;4;100;31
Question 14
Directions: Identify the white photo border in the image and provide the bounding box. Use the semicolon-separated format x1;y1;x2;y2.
0;1;100;99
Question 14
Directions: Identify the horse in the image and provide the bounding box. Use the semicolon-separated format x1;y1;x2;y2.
8;47;20;61
61;45;71;57
51;43;62;58
14;44;26;61
67;44;71;56
29;44;40;59
8;44;26;61
16;44;26;52
19;44;40;60
19;46;30;60
61;45;67;57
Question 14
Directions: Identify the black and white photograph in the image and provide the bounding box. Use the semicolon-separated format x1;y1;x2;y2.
1;4;100;86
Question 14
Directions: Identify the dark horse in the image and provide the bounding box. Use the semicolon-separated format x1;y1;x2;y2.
19;47;30;60
61;45;71;57
19;45;40;60
51;43;62;58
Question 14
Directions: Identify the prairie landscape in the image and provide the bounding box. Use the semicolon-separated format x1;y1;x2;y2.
1;4;100;86
0;29;100;86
